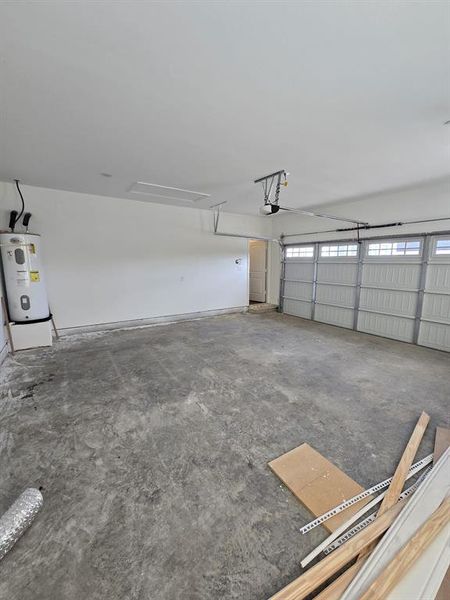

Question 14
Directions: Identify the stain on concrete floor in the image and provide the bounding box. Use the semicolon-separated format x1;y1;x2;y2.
0;313;448;599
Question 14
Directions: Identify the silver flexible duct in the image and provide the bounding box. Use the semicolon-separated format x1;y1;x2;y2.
0;488;43;560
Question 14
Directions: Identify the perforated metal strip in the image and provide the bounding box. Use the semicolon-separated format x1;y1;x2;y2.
299;453;433;534
322;466;432;554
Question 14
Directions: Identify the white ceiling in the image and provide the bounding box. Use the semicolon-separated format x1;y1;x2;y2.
0;1;449;215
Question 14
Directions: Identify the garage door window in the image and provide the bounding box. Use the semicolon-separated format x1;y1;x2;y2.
320;244;358;257
367;240;421;257
286;246;314;258
434;239;450;256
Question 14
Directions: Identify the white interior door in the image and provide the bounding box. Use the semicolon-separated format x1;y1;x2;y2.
249;240;267;302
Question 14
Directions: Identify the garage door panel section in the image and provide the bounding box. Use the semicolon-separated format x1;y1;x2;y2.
314;304;354;329
357;239;423;343
425;263;450;291
361;262;421;290
418;321;450;351
283;298;312;319
284;281;313;302
284;261;315;282
421;294;450;325
418;235;450;351
316;283;356;308
282;245;315;319
359;288;418;318
358;311;415;342
317;261;358;285
314;244;359;328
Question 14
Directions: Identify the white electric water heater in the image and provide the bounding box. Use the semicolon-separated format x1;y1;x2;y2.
0;232;50;322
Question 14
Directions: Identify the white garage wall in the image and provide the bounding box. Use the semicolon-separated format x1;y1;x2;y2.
0;182;270;330
1;177;447;337
270;177;450;303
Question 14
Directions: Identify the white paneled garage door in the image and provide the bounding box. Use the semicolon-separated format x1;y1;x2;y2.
314;243;358;329
418;235;450;351
282;245;315;319
357;238;423;343
281;233;450;352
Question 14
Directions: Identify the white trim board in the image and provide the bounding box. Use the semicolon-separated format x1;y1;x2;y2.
59;306;248;336
342;448;450;599
387;520;450;599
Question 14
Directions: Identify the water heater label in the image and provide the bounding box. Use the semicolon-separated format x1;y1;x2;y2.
30;271;40;282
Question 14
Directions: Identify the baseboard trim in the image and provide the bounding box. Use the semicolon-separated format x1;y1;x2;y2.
59;306;249;337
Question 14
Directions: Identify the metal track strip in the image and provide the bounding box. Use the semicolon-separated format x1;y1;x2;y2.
282;296;311;302
322;466;432;555
413;236;430;344
283;278;315;284
311;242;319;320
357;307;416;320
299;453;433;534
299;465;433;568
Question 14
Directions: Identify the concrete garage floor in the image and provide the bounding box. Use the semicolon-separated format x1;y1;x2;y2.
0;313;448;600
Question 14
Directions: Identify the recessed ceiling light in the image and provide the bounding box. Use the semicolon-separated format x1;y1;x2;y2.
101;172;112;177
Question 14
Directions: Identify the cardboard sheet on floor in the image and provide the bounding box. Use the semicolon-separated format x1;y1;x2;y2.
269;443;372;532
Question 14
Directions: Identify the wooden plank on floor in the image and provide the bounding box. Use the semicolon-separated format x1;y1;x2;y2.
376;412;429;517
318;412;431;597
434;426;450;464
314;562;365;600
341;448;450;599
268;443;372;532
269;499;406;600
358;411;429;561
385;516;450;600
359;497;450;600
